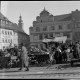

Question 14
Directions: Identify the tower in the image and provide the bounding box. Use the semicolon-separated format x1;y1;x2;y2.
18;14;23;29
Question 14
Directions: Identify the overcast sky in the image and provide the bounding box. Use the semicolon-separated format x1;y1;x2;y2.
1;1;80;34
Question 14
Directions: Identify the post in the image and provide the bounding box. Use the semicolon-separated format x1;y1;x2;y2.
0;1;1;12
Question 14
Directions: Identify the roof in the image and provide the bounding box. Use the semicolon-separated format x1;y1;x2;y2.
0;12;28;35
0;12;10;22
54;13;72;21
12;23;27;35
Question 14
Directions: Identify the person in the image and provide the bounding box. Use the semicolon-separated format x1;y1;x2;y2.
14;45;19;56
18;43;29;71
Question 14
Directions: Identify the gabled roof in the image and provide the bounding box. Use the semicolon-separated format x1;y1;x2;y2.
54;13;72;21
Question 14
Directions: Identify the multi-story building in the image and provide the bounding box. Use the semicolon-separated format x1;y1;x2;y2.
0;12;18;49
0;12;29;49
12;15;30;48
29;8;80;50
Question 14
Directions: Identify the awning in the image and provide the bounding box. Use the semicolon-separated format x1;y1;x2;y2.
52;36;67;43
42;36;67;43
42;39;52;43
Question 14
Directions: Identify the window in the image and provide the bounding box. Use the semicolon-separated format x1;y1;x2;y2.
39;34;43;40
2;38;4;43
8;39;10;43
75;32;80;38
51;26;55;30
67;24;71;29
43;27;47;31
2;30;4;34
41;20;42;23
36;27;40;32
40;44;43;50
8;31;9;35
44;34;48;39
1;20;3;26
49;33;53;38
66;34;70;38
63;32;70;38
1;20;6;26
6;21;8;24
9;22;11;26
59;25;62;30
10;32;12;35
30;27;33;31
5;39;7;43
5;31;7;35
11;39;12;43
55;33;60;37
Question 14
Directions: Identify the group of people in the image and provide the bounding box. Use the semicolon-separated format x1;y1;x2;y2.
1;40;80;70
0;43;29;71
48;41;80;66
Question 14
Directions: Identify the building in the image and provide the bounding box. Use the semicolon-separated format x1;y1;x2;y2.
0;13;29;49
13;15;30;48
29;8;80;50
0;12;18;49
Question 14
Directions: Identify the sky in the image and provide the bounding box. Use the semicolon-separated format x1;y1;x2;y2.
1;1;80;35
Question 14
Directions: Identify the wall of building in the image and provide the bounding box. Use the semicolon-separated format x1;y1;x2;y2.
0;28;15;49
29;9;73;49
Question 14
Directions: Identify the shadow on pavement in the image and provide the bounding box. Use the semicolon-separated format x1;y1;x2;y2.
57;63;80;69
0;69;23;73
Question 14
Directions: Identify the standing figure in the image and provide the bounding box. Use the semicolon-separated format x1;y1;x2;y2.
19;43;29;71
47;45;53;68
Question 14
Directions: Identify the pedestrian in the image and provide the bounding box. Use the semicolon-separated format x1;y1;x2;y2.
18;43;29;71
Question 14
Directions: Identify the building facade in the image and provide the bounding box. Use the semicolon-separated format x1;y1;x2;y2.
0;12;18;49
0;12;29;49
29;8;80;50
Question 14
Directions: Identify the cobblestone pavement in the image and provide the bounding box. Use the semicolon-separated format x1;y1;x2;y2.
0;64;80;79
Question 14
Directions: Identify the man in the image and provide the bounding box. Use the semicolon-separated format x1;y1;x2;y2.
19;43;29;71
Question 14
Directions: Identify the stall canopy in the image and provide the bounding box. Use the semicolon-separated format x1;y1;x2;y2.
42;36;67;43
52;36;67;43
42;39;52;43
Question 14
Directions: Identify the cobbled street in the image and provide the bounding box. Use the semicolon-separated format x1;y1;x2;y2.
0;64;80;79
